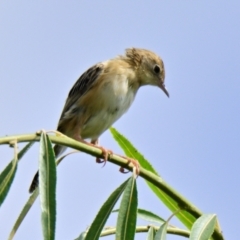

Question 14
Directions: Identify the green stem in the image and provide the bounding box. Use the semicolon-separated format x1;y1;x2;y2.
99;225;190;238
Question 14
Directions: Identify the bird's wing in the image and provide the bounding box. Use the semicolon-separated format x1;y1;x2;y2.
58;63;104;123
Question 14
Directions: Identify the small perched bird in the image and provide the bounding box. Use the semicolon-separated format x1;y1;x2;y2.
29;48;169;193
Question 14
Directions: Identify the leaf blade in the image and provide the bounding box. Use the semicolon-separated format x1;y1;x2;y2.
147;226;156;240
190;214;217;240
154;223;167;240
39;132;56;240
110;127;196;229
0;142;33;206
83;178;129;240
8;189;39;240
116;175;138;240
113;208;165;225
137;208;165;225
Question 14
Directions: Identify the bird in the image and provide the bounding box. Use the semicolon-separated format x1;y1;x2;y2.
29;47;169;193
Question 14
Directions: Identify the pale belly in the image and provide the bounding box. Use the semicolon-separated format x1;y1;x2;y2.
81;108;126;140
81;77;136;140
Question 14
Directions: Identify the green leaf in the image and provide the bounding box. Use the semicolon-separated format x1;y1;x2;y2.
113;208;165;225
83;178;129;240
18;142;34;160
110;127;159;175
189;214;217;240
116;176;138;240
7;142;36;240
137;208;165;225
74;232;85;240
147;226;156;240
8;189;39;240
8;146;73;240
0;142;33;206
39;132;56;240
110;127;196;229
154;222;167;240
0;149;18;206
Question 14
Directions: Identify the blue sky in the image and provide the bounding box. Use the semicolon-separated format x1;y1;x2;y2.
0;1;239;239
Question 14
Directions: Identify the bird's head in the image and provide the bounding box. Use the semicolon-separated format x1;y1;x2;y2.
125;48;169;97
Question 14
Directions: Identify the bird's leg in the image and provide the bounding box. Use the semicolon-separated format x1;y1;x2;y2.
74;134;138;173
73;133;112;164
91;139;112;166
73;134;89;145
90;137;139;174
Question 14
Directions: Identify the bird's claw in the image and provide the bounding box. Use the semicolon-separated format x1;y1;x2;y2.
95;147;113;167
119;156;140;176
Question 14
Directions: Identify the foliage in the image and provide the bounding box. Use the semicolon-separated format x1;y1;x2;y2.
0;129;224;240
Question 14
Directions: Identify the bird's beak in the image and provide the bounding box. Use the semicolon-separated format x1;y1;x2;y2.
159;83;169;98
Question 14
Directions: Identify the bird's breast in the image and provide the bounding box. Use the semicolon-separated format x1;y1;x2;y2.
81;75;137;139
103;75;136;115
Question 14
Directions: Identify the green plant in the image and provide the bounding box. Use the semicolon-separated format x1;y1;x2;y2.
0;128;224;240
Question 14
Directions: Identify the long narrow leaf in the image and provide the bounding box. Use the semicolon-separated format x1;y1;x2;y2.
74;232;85;240
147;226;156;240
116;175;138;240
0;143;18;206
189;214;216;240
154;223;167;240
39;132;56;240
8;149;75;239
113;208;165;225
137;208;165;225
18;142;34;160
8;189;39;240
0;142;33;206
82;178;129;240
110;127;196;229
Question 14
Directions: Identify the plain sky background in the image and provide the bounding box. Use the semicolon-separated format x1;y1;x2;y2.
0;1;239;239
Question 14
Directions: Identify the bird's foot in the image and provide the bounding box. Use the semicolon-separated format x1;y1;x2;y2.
91;139;112;166
118;155;140;176
95;147;113;167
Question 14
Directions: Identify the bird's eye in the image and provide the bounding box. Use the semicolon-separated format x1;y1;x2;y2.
153;65;160;74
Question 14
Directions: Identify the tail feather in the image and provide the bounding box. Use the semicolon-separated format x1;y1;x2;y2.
54;144;67;158
29;171;39;193
28;144;66;193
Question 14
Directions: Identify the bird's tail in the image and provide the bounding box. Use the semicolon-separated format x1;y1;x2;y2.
28;144;66;193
